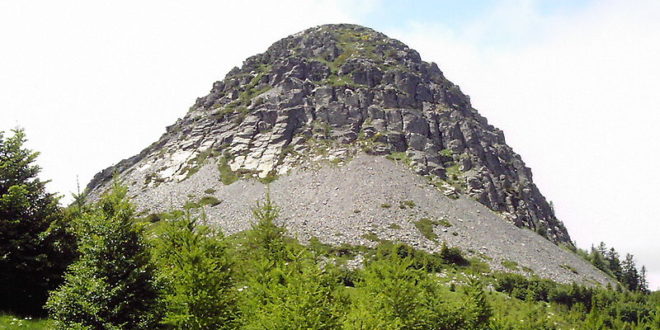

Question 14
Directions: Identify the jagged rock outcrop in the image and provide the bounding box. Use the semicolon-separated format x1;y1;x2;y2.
87;24;570;244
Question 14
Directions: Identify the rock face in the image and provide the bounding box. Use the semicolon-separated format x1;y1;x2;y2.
87;24;570;244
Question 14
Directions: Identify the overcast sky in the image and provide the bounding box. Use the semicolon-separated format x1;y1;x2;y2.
2;0;658;289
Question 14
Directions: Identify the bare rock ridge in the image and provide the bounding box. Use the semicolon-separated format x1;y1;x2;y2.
86;24;570;244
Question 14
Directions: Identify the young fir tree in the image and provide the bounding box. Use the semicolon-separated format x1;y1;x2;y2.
151;210;239;329
239;193;344;329
463;277;493;329
343;247;468;329
46;182;159;329
0;129;72;316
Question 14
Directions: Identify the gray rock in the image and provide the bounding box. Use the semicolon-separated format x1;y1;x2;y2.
86;23;574;248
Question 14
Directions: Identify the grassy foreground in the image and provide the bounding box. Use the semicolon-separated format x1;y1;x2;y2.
0;314;52;329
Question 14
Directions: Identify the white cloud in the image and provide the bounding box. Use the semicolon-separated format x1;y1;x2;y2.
387;0;660;289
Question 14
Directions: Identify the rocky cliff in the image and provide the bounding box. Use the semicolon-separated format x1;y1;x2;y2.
88;24;570;244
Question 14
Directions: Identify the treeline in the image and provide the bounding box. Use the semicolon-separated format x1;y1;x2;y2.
573;242;649;293
43;185;660;329
2;128;660;329
45;185;497;329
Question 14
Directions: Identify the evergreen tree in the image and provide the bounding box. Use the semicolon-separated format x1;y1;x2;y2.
621;253;640;292
151;210;239;329
239;194;343;329
245;191;287;261
46;182;159;329
639;266;649;294
343;248;467;329
606;247;623;281
464;277;493;329
0;128;72;316
589;245;610;275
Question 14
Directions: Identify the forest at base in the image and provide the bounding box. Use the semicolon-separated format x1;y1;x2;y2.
1;128;658;329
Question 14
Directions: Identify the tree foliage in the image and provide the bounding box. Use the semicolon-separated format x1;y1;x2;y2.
46;182;159;329
238;193;344;329
151;210;239;329
0;129;72;316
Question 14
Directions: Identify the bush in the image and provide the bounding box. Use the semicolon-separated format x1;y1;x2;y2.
440;242;468;266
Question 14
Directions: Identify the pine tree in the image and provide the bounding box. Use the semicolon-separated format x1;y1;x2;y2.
590;245;610;275
621;253;640;292
151;210;239;329
0;128;71;316
606;247;623;281
239;194;343;329
464;277;493;329
343;247;466;329
46;182;159;329
245;191;287;261
639;266;649;294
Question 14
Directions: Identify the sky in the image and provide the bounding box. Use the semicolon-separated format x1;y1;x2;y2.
1;0;658;289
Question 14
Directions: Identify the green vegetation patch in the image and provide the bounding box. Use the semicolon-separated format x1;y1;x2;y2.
387;223;402;230
440;148;454;158
0;314;52;329
438;218;452;227
199;196;222;207
361;232;381;242
218;156;239;185
560;264;579;274
501;259;519;271
386;151;412;166
180;148;220;181
414;218;440;241
399;200;416;209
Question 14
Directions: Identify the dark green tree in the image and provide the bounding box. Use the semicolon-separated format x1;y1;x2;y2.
151;210;239;329
639;266;649;294
589;245;610;275
606;247;623;281
621;253;640;292
46;182;159;329
0;128;72;316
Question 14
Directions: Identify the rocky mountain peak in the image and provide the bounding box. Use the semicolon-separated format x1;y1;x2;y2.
86;24;571;245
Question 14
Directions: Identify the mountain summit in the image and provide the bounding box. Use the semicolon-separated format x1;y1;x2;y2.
86;24;607;284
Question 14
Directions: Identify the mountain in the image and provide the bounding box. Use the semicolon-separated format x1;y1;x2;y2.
86;24;610;285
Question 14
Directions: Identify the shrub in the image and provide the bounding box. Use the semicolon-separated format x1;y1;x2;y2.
501;259;519;271
398;200;415;209
440;242;468;266
414;218;439;241
199;196;222;207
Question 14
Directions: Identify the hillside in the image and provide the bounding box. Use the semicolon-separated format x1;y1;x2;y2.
85;24;609;286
